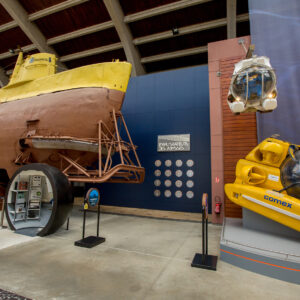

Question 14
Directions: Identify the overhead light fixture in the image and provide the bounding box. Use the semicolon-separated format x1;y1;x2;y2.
172;27;179;36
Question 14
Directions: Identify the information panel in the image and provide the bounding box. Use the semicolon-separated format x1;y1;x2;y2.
157;134;190;152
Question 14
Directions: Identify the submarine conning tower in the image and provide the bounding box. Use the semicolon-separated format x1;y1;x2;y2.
9;52;57;86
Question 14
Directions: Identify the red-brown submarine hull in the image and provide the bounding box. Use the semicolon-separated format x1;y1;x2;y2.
0;87;125;178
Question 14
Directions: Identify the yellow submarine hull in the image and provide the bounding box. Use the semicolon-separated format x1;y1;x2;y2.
0;60;132;103
225;138;300;232
225;184;300;232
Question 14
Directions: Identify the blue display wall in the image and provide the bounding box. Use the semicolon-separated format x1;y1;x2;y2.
96;65;211;213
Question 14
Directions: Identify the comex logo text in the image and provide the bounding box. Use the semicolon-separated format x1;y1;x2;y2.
264;195;292;208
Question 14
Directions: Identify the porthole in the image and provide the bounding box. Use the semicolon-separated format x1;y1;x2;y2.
164;179;172;187
154;190;161;197
186;159;194;167
154;179;161;187
154;170;161;177
176;170;183;177
154;160;161;167
175;190;182;198
165;160;172;167
175;180;182;188
164;190;171;198
186;191;194;199
186;180;194;188
176;160;183;167
165;169;172;177
186;170;194;177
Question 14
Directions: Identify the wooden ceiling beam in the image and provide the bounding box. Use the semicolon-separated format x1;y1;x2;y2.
0;0;66;70
0;44;36;60
28;0;89;21
134;13;249;45
124;0;212;23
60;42;123;62
141;46;208;64
103;0;145;76
0;12;249;63
227;0;237;39
0;67;9;87
47;21;114;45
0;0;88;32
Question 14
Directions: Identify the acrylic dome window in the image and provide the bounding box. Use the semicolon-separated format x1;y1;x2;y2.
227;56;277;114
5;164;73;236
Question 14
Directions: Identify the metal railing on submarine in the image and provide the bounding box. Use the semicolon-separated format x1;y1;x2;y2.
16;109;145;184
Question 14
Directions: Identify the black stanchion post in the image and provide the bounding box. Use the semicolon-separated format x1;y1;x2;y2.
82;205;86;239
66;217;70;230
191;193;218;271
75;188;105;248
96;202;100;237
206;218;208;255
202;206;205;264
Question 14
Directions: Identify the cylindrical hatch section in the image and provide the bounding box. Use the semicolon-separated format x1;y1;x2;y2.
5;163;73;236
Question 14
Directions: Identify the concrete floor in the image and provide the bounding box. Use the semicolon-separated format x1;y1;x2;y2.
0;208;299;300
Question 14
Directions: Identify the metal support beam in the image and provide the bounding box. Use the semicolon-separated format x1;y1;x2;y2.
0;0;66;70
227;0;236;39
0;67;9;87
103;0;145;76
124;0;212;23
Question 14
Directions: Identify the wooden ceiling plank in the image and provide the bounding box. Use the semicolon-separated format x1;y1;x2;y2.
0;20;17;33
141;46;208;63
124;0;212;23
60;42;123;62
227;0;237;39
103;0;145;76
0;0;66;70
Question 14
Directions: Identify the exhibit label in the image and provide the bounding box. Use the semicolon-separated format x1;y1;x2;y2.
86;188;100;207
157;134;190;152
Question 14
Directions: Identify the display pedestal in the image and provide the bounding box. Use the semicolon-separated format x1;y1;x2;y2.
191;193;218;271
75;189;105;249
75;236;105;248
191;253;218;270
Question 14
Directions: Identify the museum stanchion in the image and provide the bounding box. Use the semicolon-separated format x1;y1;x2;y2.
66;217;70;230
0;196;7;229
74;188;105;248
191;193;218;270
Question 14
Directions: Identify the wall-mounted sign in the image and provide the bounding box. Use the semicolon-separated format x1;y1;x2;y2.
157;134;190;152
86;188;100;207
